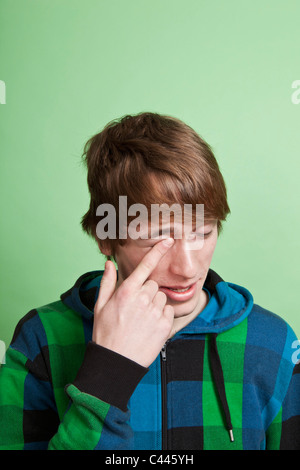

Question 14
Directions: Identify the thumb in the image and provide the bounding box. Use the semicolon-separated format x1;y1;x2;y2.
95;260;117;311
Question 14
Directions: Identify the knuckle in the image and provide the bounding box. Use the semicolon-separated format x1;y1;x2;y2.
115;290;124;303
139;292;150;307
157;290;167;303
116;282;131;301
164;311;174;326
145;279;159;291
164;305;174;318
160;316;172;336
151;304;163;317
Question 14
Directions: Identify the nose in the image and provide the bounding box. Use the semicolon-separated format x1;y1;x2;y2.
166;239;198;278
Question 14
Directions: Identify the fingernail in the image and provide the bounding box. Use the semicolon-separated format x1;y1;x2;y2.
163;238;174;247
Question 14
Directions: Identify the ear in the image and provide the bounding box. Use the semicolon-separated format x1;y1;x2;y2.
97;240;112;256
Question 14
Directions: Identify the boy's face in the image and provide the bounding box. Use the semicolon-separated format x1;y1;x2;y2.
112;218;218;326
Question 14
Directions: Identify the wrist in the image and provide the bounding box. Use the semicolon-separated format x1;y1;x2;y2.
72;341;149;411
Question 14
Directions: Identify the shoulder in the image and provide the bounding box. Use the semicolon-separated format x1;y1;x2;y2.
247;303;298;366
249;303;297;338
10;300;84;361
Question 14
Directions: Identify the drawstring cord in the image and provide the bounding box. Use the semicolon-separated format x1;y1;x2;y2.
209;333;234;442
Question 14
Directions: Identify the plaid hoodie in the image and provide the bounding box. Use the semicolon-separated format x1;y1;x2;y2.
0;269;299;450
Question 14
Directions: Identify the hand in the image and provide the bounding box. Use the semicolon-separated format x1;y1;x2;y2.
92;238;175;367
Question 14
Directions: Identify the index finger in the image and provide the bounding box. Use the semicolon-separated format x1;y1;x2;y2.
126;238;174;288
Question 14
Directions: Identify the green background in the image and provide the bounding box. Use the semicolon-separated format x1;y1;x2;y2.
1;0;300;350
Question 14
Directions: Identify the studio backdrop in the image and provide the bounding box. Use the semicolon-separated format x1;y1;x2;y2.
1;0;300;352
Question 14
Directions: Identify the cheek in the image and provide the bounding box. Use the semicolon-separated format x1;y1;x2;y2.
148;263;165;281
116;247;145;276
204;236;218;261
193;235;218;266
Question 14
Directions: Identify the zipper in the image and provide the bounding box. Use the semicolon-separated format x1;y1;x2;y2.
160;342;168;450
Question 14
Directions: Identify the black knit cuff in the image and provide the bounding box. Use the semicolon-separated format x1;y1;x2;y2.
72;341;149;412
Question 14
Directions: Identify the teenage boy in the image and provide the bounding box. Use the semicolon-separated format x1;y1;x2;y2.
0;113;299;450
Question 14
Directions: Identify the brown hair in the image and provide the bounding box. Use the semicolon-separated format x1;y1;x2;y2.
81;112;230;259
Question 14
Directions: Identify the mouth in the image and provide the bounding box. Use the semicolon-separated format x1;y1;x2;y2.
163;286;191;292
159;282;198;301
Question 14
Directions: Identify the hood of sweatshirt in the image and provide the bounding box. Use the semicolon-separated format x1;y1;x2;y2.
60;268;254;335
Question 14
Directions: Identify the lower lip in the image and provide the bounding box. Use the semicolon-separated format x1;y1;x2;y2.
159;282;197;302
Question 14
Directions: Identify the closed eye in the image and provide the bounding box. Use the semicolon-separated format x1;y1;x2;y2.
188;230;212;240
145;230;213;247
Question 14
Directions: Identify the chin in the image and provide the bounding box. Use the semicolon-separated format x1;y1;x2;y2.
171;295;201;318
